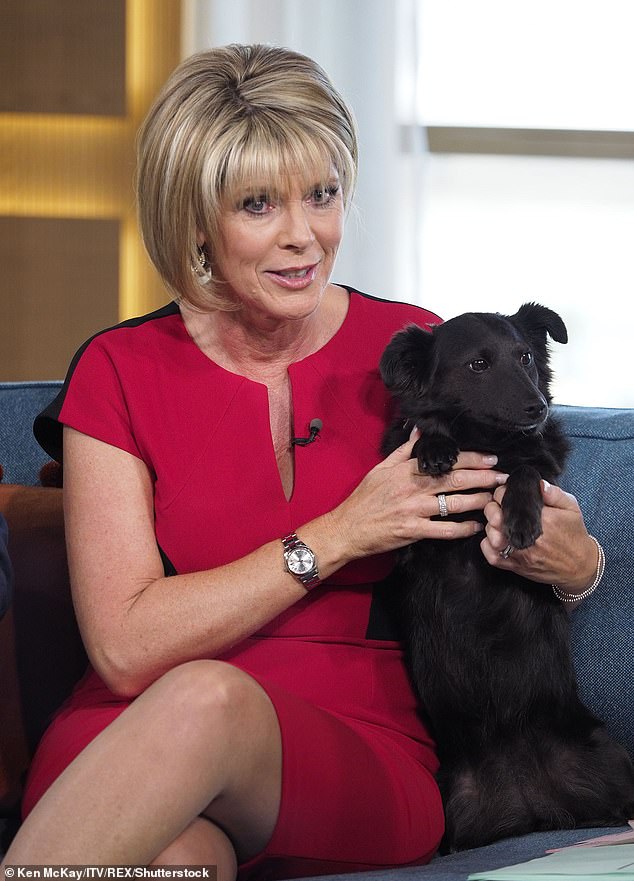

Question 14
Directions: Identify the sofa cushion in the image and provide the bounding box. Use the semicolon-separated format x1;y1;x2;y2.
556;405;634;758
300;826;628;881
0;382;62;486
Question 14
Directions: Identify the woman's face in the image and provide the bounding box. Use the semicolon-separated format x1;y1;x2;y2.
209;168;345;325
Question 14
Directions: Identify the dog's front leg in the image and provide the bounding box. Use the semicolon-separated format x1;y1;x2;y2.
412;416;460;475
501;465;544;549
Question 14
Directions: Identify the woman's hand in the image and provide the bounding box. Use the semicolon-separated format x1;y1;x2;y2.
324;431;507;564
481;480;597;595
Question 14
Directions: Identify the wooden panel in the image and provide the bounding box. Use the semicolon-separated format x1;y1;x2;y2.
0;116;133;216
0;1;182;385
0;217;119;381
0;0;126;115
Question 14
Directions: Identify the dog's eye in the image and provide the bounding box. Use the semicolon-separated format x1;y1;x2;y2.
469;359;489;373
520;352;533;367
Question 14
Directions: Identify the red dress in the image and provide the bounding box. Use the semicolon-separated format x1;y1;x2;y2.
26;287;444;878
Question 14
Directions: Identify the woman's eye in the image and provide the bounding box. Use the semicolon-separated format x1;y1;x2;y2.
310;185;340;206
520;352;533;367
469;359;489;373
242;196;272;215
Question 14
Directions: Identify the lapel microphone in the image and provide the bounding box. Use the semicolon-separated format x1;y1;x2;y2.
291;418;322;447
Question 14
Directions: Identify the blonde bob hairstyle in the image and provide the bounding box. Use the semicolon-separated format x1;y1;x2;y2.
136;43;358;311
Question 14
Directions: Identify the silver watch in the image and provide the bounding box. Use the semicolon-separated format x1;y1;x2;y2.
282;532;321;591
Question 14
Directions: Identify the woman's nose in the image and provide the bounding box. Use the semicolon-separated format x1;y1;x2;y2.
278;202;316;250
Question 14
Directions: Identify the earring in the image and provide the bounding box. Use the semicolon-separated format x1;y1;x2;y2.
192;244;212;285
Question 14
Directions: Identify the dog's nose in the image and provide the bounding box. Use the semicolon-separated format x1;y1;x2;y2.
525;400;547;420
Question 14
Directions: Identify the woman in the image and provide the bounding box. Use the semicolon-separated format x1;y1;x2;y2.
3;45;599;878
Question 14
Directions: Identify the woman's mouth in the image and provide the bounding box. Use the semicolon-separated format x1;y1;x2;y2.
266;264;319;289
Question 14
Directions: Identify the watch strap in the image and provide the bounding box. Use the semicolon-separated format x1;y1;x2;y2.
282;532;321;591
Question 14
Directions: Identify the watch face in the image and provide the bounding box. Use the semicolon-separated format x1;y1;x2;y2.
287;547;315;576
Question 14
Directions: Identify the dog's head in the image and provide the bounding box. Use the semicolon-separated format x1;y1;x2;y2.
380;302;567;434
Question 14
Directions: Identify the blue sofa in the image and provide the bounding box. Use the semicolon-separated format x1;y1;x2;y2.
0;379;633;877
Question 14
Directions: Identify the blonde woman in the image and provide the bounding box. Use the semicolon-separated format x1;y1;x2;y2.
4;44;597;879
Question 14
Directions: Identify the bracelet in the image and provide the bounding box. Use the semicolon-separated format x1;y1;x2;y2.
551;535;605;603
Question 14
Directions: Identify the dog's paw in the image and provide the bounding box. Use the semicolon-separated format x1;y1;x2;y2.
505;514;543;550
501;467;545;549
414;435;459;475
503;495;543;549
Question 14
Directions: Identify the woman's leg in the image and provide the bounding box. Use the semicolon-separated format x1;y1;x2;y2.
2;661;282;870
151;817;237;881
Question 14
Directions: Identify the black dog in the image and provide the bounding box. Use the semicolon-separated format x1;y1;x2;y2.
380;302;634;851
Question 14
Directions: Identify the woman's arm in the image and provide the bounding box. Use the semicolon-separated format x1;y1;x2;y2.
65;426;505;698
65;426;314;698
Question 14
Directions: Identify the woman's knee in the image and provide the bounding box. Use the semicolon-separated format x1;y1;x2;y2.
149;660;282;858
149;660;275;742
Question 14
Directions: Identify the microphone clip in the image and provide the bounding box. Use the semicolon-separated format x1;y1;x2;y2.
291;418;322;447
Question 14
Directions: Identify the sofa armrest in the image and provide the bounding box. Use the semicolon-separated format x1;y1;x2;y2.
556;405;634;758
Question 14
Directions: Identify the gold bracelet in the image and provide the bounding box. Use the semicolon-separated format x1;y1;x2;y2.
552;535;605;604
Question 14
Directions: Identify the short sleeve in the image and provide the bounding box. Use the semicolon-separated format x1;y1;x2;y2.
34;334;144;465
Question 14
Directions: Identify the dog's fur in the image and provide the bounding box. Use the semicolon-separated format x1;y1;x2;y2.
380;302;634;851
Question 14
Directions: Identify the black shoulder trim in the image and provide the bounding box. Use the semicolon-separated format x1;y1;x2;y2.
33;302;179;463
338;284;443;324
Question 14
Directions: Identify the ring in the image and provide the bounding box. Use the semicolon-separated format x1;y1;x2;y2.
500;544;515;559
437;493;449;517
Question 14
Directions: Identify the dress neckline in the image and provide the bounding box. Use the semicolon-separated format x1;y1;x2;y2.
175;286;356;384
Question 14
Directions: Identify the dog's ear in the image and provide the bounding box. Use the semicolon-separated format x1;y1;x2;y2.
509;302;568;346
508;302;567;402
380;324;435;399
